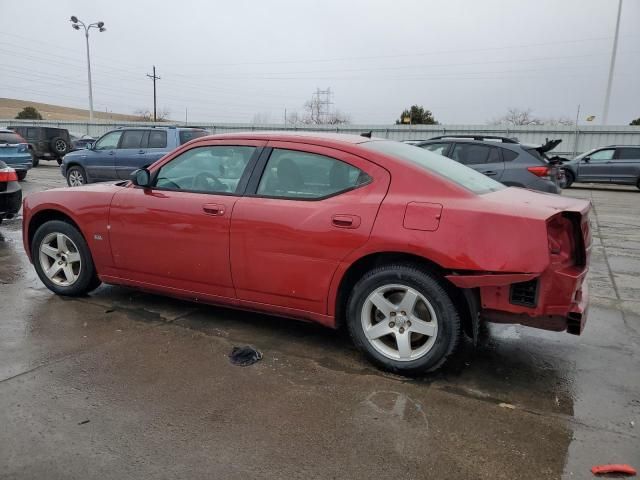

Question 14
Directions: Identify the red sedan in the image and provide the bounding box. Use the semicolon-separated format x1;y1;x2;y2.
22;133;591;374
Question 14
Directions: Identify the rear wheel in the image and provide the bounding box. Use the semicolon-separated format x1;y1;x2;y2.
17;171;27;181
66;166;87;186
31;220;100;296
636;178;640;191
346;264;460;375
31;155;39;167
563;170;575;188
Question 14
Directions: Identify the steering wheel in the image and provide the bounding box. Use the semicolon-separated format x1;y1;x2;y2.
193;171;228;192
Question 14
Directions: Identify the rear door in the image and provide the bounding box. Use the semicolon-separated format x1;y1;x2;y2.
611;147;640;184
577;148;615;182
143;129;170;168
420;142;451;157
230;142;390;315
115;130;147;180
450;143;505;180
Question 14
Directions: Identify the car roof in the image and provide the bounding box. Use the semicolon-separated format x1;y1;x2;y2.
114;126;206;131
198;131;372;146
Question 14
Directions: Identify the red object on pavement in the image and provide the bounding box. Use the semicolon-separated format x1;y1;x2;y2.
591;464;637;476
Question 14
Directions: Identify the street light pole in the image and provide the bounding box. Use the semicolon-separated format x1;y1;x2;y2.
602;0;623;125
70;16;106;123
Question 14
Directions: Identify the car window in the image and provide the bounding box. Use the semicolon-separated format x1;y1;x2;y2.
120;130;145;149
502;149;519;162
155;146;255;194
451;143;493;165
147;130;167;148
94;131;123;150
617;147;640;160
421;143;449;156
362;140;504;195
179;129;208;145
487;147;501;163
588;149;615;162
26;128;37;138
0;132;25;144
257;149;371;200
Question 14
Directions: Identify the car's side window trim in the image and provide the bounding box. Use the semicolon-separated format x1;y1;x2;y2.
244;147;373;202
145;145;265;197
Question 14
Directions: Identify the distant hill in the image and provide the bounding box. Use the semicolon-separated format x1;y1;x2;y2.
0;98;143;122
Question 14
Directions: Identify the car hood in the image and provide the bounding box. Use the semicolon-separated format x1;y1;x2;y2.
480;186;590;220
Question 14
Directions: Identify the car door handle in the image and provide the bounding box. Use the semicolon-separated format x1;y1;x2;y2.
108;151;115;155
202;203;225;216
332;214;361;229
137;150;146;154
483;171;498;176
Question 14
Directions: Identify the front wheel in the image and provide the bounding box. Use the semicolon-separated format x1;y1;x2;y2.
31;220;101;296
32;155;39;167
66;165;87;186
346;265;461;375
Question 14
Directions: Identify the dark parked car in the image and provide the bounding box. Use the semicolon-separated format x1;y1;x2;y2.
0;161;22;224
414;135;562;193
562;145;640;189
69;132;96;150
8;126;72;166
0;128;33;180
23;133;591;375
61;126;208;186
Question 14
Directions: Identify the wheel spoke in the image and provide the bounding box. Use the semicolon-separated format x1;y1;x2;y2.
370;292;396;317
45;263;62;279
365;321;393;340
56;233;68;252
398;288;419;314
62;265;75;283
409;317;437;337
66;251;81;264
41;244;59;259
395;332;412;359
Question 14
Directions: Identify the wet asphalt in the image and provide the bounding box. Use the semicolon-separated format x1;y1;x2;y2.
1;164;638;479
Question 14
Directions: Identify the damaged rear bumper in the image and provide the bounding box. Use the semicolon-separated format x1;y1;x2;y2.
447;265;589;335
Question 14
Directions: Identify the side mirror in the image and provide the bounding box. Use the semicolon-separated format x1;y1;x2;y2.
85;143;93;150
130;168;151;187
583;157;590;163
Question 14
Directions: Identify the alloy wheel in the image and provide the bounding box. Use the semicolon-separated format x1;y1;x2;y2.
38;232;82;286
68;170;85;186
361;284;439;362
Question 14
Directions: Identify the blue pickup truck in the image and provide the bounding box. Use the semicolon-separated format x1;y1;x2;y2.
61;126;208;186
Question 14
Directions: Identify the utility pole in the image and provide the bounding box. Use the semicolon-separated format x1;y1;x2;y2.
146;66;161;122
602;0;623;125
312;87;333;124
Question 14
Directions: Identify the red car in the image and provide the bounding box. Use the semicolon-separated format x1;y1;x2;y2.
22;133;591;374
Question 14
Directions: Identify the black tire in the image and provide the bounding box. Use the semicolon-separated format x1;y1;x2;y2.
31;155;39;167
563;170;574;188
346;264;461;376
17;171;27;181
66;165;87;186
51;137;70;156
56;158;63;166
31;220;100;296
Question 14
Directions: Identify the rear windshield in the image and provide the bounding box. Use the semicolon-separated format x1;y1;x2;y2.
179;129;208;145
0;132;25;144
362;140;505;194
525;148;548;163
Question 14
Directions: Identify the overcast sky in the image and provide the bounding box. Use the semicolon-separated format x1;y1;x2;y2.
1;0;638;125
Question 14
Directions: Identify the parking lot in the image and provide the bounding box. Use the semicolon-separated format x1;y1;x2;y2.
1;163;639;479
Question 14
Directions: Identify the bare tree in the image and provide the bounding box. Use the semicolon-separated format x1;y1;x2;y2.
489;108;543;126
542;116;575;126
285;111;301;125
299;91;350;125
134;107;171;121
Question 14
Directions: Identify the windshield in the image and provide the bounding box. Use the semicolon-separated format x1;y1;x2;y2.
362;140;505;194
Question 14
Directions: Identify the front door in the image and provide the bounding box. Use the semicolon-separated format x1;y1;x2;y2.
86;130;122;180
577;148;615;182
230;142;391;314
108;142;263;298
115;129;147;180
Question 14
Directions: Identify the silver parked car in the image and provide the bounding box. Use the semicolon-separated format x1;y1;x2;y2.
562;145;640;190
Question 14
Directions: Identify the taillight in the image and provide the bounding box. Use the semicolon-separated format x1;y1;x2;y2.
527;166;550;178
0;168;18;182
547;213;583;266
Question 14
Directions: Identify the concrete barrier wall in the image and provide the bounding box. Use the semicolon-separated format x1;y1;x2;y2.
3;119;639;156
